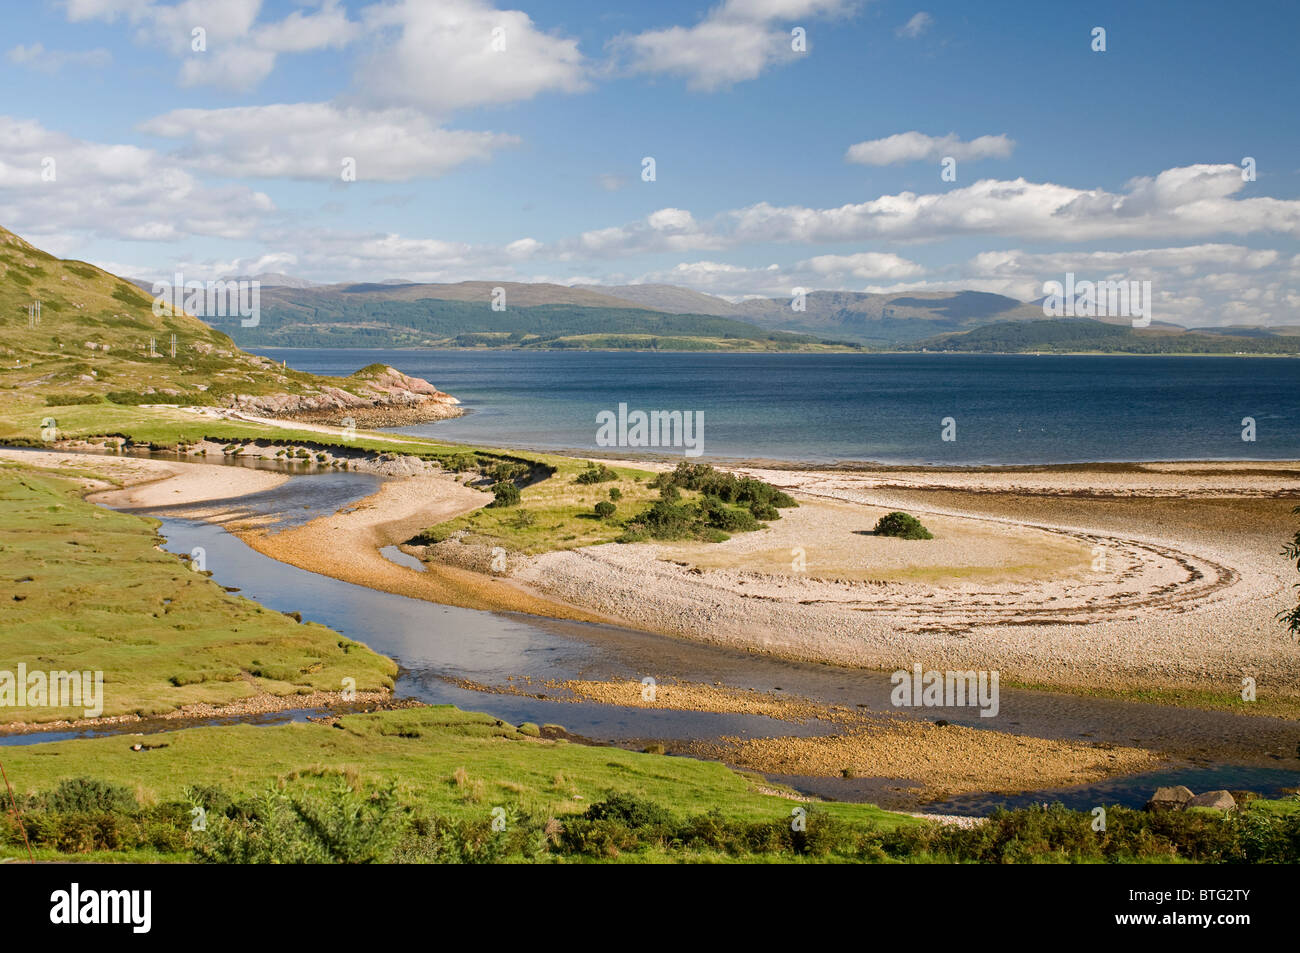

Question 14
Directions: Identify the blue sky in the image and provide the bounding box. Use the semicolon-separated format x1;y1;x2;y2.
2;0;1299;325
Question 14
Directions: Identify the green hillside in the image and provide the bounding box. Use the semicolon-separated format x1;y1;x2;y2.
202;284;858;351
0;226;457;421
729;290;1046;345
903;318;1300;354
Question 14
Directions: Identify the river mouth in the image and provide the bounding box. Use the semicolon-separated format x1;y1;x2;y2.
12;454;1300;813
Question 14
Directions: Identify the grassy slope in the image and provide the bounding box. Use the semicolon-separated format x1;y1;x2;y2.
0;225;461;422
223;287;853;351
0;463;396;724
0;707;911;834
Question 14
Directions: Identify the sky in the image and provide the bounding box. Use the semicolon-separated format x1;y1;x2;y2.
2;0;1299;325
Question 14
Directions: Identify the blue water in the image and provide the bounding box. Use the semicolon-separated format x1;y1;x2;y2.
250;349;1300;464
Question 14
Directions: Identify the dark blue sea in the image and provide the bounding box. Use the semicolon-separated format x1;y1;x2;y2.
251;349;1300;465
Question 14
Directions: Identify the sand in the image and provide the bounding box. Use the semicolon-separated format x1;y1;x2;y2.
515;461;1300;701
29;443;1300;707
460;677;1158;798
0;447;289;504
234;473;617;623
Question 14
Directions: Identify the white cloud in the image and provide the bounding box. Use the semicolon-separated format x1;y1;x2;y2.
611;0;857;91
140;103;517;181
799;251;925;280
0;116;274;242
616;251;924;297
5;43;112;72
725;164;1300;245
355;0;587;113
517;165;1300;264
846;131;1014;166
64;0;358;91
896;12;932;38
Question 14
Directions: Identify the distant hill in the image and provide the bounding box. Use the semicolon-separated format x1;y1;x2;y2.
728;290;1047;345
0;226;460;419
201;281;857;351
573;283;743;316
902;318;1300;355
109;268;1299;353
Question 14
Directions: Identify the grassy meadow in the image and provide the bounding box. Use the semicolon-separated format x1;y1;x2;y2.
0;462;395;725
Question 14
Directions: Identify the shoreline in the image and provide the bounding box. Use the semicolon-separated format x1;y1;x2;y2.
6;442;1296;802
9;443;1300;712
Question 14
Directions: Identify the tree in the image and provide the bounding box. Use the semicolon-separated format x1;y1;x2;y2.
594;501;616;520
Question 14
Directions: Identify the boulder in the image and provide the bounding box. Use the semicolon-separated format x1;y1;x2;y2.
1145;785;1195;812
1186;790;1237;811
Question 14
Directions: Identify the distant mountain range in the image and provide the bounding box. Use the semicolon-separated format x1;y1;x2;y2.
124;273;1300;354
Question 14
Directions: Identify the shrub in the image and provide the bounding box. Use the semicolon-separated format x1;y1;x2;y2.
698;496;761;532
195;781;401;864
609;487;622;501
38;778;137;814
657;463;798;509
873;511;933;540
575;462;617;484
487;461;530;483
584;794;675;828
106;390;155;405
487;481;521;507
445;452;480;473
594;501;616;520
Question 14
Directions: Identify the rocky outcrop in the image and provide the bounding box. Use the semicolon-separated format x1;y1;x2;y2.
1186;790;1237;811
1145;785;1195;812
224;365;462;427
1146;785;1240;812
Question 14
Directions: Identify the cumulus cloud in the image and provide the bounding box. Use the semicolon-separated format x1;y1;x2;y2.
725;164;1300;245
611;0;857;91
0;116;275;242
858;243;1297;327
355;0;587;112
140;103;518;181
799;251;925;280
613;250;924;298
65;0;358;91
846;131;1014;166
509;165;1300;265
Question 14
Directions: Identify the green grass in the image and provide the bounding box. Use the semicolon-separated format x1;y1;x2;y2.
0;706;915;854
0;464;395;724
419;460;667;552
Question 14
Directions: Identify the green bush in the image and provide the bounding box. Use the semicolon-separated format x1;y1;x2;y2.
575;462;617;484
487;481;521;507
195;781;401;864
445;452;480;473
37;777;137;814
105;390;155;405
873;511;933;540
594;500;616;520
487;461;530;483
656;463;797;509
698;495;761;532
